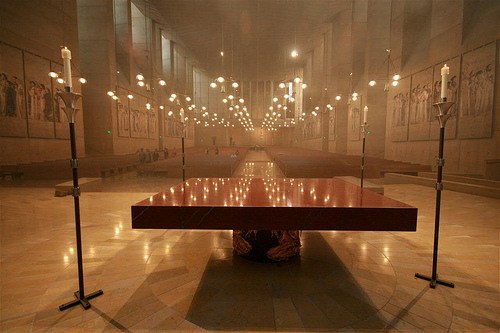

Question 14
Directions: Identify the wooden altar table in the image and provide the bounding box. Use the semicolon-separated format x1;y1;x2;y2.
132;178;417;231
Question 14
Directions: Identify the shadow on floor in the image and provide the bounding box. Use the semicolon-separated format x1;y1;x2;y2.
184;232;387;331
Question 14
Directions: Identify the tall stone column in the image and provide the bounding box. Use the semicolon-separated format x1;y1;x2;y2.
77;0;117;155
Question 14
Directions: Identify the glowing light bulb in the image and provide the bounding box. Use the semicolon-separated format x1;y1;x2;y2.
369;80;376;86
210;82;217;88
291;50;298;57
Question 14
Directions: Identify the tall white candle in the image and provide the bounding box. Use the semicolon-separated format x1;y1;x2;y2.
440;64;449;100
363;106;368;124
61;47;72;89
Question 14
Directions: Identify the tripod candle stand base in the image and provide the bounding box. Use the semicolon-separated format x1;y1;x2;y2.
59;289;104;311
414;273;455;289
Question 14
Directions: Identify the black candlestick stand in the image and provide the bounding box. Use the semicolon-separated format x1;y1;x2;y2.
181;121;186;182
57;89;103;311
415;99;455;289
360;122;368;188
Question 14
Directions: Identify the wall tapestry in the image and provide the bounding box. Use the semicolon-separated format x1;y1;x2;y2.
130;94;148;138
24;53;55;138
409;67;433;141
0;43;28;137
328;105;336;140
389;76;410;142
302;113;321;140
117;92;130;137
458;41;496;139
148;107;157;139
348;98;360;141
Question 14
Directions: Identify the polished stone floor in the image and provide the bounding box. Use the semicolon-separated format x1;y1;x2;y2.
0;151;498;332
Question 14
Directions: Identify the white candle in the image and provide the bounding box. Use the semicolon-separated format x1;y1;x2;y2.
363;106;368;124
440;64;449;100
61;47;72;89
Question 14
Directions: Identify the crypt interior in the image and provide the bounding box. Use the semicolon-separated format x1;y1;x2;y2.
0;0;499;332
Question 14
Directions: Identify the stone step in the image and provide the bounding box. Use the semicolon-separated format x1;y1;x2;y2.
384;173;500;199
335;176;384;195
55;177;102;197
418;172;500;188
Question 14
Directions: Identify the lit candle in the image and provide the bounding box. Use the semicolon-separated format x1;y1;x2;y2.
440;64;449;100
61;47;72;89
363;106;368;124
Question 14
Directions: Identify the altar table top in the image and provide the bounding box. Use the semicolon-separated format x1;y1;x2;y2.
132;178;417;231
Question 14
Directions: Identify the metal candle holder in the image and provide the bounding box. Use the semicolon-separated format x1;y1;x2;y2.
415;99;455;289
181;122;186;183
57;88;104;310
360;122;368;188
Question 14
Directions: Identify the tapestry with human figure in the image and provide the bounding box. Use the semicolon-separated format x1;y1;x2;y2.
409;67;433;141
302;113;321;140
117;92;130;137
430;57;460;140
130;95;148;138
25;53;56;138
458;41;496;139
328;106;336;140
0;43;27;137
388;76;410;142
148;107;157;139
348;98;360;141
